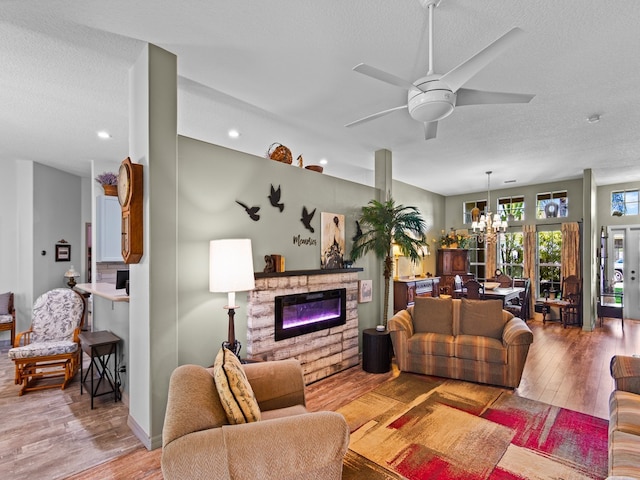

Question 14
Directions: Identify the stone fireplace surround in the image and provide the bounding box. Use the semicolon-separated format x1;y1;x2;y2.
246;269;362;384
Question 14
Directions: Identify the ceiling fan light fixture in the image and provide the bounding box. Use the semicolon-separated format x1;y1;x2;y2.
408;90;455;122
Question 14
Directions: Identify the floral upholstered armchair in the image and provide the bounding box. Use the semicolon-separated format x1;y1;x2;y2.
8;288;85;395
0;292;15;346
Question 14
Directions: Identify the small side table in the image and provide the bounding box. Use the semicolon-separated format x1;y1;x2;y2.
79;330;122;409
362;328;392;373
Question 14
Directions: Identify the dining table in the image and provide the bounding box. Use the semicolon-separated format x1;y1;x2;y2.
454;286;525;306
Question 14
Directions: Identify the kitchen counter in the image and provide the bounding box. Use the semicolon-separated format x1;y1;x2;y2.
75;282;129;302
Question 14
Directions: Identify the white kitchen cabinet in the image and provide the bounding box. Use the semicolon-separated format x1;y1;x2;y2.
96;195;122;262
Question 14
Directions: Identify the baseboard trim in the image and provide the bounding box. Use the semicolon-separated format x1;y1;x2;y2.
127;414;163;451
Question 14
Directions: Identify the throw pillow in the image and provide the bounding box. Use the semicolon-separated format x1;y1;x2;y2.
460;298;505;340
0;292;10;315
412;297;453;335
213;347;261;424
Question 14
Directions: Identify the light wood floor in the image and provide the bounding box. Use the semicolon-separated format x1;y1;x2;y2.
1;315;635;479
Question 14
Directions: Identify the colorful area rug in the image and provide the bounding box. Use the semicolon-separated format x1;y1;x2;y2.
339;373;608;480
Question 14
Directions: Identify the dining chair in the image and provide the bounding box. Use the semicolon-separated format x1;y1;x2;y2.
495;273;513;288
464;279;484;299
560;275;581;328
505;278;531;320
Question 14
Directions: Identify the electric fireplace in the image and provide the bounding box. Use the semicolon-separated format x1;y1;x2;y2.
275;288;346;341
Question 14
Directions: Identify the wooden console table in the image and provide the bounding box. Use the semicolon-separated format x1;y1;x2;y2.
393;277;440;313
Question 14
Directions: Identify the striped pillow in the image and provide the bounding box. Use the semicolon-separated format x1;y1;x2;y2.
213;347;261;424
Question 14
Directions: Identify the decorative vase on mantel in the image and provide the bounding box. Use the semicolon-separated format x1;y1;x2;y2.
102;184;117;196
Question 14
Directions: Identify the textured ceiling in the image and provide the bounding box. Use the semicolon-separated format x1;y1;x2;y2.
1;0;639;196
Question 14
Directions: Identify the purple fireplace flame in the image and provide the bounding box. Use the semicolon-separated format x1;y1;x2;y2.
275;289;346;341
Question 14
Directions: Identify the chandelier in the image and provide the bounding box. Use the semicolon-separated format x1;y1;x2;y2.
471;171;507;243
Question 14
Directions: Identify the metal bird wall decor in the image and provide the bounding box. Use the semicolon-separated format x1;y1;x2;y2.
300;206;316;232
352;220;363;241
236;200;260;221
269;184;284;212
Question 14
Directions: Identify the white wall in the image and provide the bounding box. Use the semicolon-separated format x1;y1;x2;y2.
32;163;83;297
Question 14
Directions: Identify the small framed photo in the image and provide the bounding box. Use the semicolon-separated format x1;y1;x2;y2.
55;244;71;262
358;280;373;303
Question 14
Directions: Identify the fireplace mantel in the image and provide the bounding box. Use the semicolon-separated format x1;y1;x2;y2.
255;268;363;279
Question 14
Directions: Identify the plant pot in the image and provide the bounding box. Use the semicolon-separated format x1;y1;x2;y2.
102;184;117;196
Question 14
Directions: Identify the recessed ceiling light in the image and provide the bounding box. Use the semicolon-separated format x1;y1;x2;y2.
97;131;111;139
319;158;328;165
587;114;601;124
228;129;240;138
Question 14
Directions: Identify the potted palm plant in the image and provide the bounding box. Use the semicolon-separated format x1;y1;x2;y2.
350;198;427;329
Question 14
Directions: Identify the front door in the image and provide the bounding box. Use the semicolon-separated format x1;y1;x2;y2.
626;227;640;320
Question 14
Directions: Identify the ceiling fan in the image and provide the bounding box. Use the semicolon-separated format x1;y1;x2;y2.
345;0;535;140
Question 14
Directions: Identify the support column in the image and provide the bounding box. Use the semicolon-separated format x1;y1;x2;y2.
374;148;393;323
374;149;393;202
128;43;178;449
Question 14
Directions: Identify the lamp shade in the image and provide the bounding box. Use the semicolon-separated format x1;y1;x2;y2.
209;239;255;294
64;265;79;278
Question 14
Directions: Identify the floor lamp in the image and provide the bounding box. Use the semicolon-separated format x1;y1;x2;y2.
209;239;256;358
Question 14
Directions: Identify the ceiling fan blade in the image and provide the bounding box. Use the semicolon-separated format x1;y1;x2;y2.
440;27;526;93
456;88;535;106
345;105;408;128
353;63;420;92
424;121;438;140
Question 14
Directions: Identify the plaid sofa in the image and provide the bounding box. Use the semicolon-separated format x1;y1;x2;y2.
388;297;533;388
608;355;640;479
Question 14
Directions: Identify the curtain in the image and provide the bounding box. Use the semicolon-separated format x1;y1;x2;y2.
523;224;537;319
561;222;581;279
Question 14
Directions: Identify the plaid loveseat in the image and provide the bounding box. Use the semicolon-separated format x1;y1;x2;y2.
388;297;533;388
608;355;640;478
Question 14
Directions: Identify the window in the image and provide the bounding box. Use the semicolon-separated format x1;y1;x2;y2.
498;232;524;278
463;199;487;224
611;189;639;216
497;196;525;222
536;191;567;219
537;230;562;296
466;236;486;280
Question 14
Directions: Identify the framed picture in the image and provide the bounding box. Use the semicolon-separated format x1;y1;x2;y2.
55;244;71;262
320;212;346;269
358;279;373;303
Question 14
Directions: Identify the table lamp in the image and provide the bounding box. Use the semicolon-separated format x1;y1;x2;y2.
64;265;79;288
209;239;256;358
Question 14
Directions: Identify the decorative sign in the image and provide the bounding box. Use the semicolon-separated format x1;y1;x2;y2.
293;235;317;247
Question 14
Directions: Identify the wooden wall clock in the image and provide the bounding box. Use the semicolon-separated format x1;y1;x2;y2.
118;157;143;264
